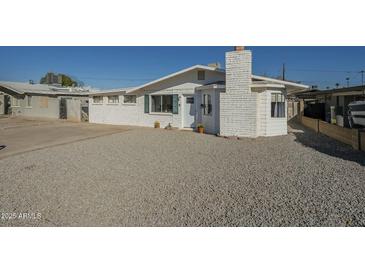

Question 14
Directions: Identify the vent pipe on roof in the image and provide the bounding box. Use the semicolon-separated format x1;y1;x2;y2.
208;62;221;69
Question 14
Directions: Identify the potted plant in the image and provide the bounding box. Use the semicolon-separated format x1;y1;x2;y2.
154;121;160;128
197;124;204;134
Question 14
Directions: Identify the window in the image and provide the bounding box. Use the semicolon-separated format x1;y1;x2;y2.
271;93;285;118
93;96;103;104
108;95;119;104
151;95;173;113
124;95;137;104
186;97;194;104
198;70;205;80
26;95;32;107
203;94;212;115
40;97;48;108
12;97;19;106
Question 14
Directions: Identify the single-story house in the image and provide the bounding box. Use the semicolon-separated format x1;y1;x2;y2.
0;81;90;122
296;85;365;128
89;47;309;137
0;91;8;115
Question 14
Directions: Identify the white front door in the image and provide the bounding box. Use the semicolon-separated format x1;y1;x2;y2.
183;95;195;128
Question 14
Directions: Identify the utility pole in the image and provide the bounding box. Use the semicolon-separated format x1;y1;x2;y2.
360;70;364;85
282;63;286;81
346;77;350;87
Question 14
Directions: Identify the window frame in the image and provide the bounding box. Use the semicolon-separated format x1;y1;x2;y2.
150;94;173;114
107;95;119;104
271;93;286;118
123;95;137;104
12;96;20;107
92;96;103;104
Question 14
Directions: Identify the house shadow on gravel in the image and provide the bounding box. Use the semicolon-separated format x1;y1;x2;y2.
288;120;365;166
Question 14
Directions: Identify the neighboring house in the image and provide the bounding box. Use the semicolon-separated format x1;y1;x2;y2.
0;81;89;122
296;85;365;128
89;47;309;137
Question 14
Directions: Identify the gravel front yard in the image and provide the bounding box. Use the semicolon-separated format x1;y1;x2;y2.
0;121;364;226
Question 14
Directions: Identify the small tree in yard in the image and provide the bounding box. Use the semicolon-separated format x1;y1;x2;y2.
40;72;77;87
61;74;77;87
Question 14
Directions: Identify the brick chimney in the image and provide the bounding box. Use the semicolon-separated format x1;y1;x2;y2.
225;47;252;94
220;47;258;137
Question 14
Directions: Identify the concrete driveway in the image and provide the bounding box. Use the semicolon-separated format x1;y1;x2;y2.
0;117;130;159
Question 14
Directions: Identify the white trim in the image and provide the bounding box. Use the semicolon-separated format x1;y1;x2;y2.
196;84;225;91
149;112;173;116
250;83;285;89
252;75;309;89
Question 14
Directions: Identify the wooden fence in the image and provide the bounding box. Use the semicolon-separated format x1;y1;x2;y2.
298;115;364;151
301;116;319;132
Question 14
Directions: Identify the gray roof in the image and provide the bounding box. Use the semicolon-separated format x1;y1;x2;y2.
0;81;90;96
296;85;365;99
89;87;136;96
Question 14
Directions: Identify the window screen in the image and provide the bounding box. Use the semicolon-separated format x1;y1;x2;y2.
203;94;212;115
124;95;137;104
198;70;205;80
151;95;173;113
108;95;119;104
271;93;285;118
93;96;103;104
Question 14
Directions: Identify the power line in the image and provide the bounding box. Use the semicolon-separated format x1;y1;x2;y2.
288;68;360;73
78;76;155;81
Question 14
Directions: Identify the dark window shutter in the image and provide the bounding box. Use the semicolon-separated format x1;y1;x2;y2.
144;95;149;113
172;94;178;114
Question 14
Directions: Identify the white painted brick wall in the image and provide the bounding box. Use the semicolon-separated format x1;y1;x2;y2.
257;91;267;136
220;50;259;137
264;90;288;136
89;69;225;128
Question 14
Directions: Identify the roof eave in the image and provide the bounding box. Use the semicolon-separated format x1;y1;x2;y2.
252;75;310;90
126;65;225;94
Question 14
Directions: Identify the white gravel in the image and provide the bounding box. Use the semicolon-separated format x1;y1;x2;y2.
0;121;364;226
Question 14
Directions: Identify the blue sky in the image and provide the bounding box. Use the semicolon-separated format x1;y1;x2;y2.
1;46;365;89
